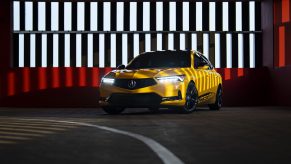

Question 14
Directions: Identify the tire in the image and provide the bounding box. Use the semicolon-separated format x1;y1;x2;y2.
209;85;222;110
181;82;198;113
102;106;125;115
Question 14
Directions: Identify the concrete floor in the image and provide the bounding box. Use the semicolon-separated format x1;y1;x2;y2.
0;107;291;164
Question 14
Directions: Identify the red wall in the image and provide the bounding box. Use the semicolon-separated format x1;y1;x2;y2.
0;1;289;107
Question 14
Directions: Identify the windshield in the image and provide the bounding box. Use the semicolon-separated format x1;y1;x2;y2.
126;51;191;69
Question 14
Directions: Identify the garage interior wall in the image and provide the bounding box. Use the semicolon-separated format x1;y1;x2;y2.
0;0;290;107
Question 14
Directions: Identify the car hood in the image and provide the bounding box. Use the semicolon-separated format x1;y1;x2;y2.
111;68;184;79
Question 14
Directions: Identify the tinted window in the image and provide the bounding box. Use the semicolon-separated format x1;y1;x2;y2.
126;51;191;69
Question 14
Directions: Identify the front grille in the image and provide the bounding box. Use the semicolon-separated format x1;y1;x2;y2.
113;78;157;90
107;93;162;106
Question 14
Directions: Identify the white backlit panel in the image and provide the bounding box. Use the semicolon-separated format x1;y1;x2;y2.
110;34;116;67
196;2;202;31
215;34;220;68
122;34;128;65
226;34;232;68
236;2;242;31
203;34;209;59
180;34;185;50
130;2;137;31
103;2;111;31
133;34;139;57
143;2;150;51
41;34;47;67
25;2;33;31
38;2;46;31
88;34;93;67
169;2;176;31
76;34;82;67
156;2;163;51
30;34;35;67
238;34;244;68
249;1;256;68
77;2;85;31
250;34;255;68
19;34;24;67
222;2;229;31
99;34;105;68
51;2;59;31
183;2;189;31
117;2;124;31
209;2;216;31
90;2;98;31
13;1;20;31
64;2;72;31
64;34;70;67
53;34;59;67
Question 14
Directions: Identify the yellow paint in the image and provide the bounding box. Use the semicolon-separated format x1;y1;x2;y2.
100;50;222;107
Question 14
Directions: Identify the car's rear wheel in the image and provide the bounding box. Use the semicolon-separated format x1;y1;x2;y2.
181;82;198;113
102;106;125;115
209;85;222;110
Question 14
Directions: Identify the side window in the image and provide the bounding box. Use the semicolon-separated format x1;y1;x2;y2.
194;53;213;70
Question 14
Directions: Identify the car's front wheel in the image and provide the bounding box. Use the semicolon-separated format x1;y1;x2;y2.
181;82;198;113
209;85;222;110
102;106;125;115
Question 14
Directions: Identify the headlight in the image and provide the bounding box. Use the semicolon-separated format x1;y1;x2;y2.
156;75;185;83
102;78;115;84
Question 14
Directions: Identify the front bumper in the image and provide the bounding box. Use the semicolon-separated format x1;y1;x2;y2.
99;80;187;107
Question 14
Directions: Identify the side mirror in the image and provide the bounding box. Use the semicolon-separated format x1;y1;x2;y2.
117;65;125;69
198;65;210;70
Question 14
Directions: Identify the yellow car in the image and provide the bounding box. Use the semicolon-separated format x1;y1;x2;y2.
99;50;222;114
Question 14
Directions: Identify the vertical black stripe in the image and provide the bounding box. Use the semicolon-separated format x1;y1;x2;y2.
242;2;249;31
243;34;250;68
139;34;145;53
70;34;76;67
20;1;25;31
116;34;122;66
98;2;103;31
255;2;261;31
163;2;169;31
220;34;226;68
105;34;110;67
128;34;134;63
150;2;156;31
216;2;222;31
111;2;116;31
186;33;191;50
232;34;238;68
197;33;203;52
202;2;209;31
209;33;215;65
82;34;88;67
58;34;64;67
228;2;236;32
46;2;51;31
176;2;182;31
47;34;53;67
162;33;168;50
124;2;130;31
72;2;77;31
85;2;91;31
174;33;179;50
59;2;64;31
93;34;99;67
151;34;157;51
13;34;19;67
36;34;42;67
189;2;196;31
24;34;30;67
137;2;143;31
33;2;38;31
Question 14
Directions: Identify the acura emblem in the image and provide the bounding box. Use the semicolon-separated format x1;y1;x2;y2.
128;80;137;89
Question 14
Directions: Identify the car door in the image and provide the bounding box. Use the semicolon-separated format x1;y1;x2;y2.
193;54;210;97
